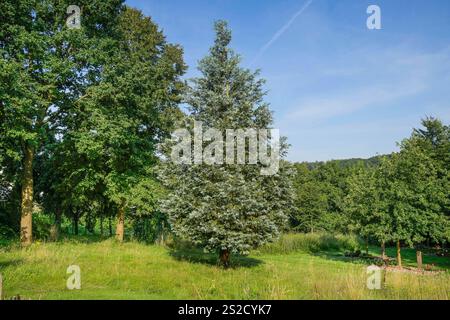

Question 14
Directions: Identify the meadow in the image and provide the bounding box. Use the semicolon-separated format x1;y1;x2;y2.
0;234;448;300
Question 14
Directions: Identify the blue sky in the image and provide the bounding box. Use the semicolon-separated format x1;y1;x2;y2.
126;0;450;162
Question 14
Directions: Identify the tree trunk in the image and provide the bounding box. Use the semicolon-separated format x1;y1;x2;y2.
160;220;165;245
365;237;369;255
416;250;423;270
73;214;79;236
381;241;386;259
396;240;402;268
219;249;230;268
20;144;34;247
50;208;62;241
108;217;112;237
115;204;125;242
0;273;3;300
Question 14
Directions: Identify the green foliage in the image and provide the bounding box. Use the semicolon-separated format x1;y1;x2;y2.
1;4;186;240
0;224;16;240
345;118;449;249
256;233;362;255
31;211;53;240
389;118;449;245
0;181;20;238
131;212;170;244
63;6;186;223
0;0;126;241
159;21;295;257
292;160;366;233
0;1;447;263
293;117;449;254
345;161;392;243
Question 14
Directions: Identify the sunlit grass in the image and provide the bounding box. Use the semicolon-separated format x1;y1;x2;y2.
0;236;448;300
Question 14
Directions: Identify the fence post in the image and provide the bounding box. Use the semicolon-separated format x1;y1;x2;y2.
0;273;3;300
416;251;423;270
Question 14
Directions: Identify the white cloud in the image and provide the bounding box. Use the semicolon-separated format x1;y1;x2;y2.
283;46;450;123
289;81;426;121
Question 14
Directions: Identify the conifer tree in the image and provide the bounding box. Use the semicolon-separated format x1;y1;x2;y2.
159;21;294;267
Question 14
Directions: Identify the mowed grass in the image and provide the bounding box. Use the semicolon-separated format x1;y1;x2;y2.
0;234;449;300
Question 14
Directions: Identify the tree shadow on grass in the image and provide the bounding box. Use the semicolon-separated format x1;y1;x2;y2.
169;247;263;269
311;251;377;266
310;247;398;267
0;258;23;269
311;246;450;271
59;234;111;244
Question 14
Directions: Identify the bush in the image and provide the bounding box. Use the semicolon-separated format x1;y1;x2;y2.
32;212;53;240
131;212;170;244
0;224;16;239
256;233;362;255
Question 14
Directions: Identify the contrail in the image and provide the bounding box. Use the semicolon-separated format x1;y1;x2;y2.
250;0;314;66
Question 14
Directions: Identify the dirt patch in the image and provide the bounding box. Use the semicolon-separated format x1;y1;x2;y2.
384;266;444;275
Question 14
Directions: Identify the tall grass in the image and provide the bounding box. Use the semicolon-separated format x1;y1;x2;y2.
257;233;362;255
0;236;448;300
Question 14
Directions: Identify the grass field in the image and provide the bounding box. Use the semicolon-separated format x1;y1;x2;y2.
0;234;449;300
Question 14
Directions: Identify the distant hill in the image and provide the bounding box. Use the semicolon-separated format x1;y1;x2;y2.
295;155;388;170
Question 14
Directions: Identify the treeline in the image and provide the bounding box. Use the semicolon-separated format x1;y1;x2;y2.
1;1;186;244
0;1;448;267
292;156;384;233
292;117;450;264
0;2;291;265
1;10;294;266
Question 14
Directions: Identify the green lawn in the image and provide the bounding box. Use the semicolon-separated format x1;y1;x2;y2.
0;237;449;300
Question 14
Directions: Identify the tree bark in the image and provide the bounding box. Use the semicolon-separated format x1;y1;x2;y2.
20;144;34;247
115;204;125;242
396;240;402;268
381;241;386;259
73;212;79;235
50;208;62;241
0;273;3;300
219;249;230;268
365;237;369;255
109;216;113;236
416;250;423;270
160;220;165;245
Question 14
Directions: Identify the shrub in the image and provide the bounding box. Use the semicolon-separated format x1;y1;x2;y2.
131;212;170;244
0;224;16;239
32;212;53;240
256;233;362;255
